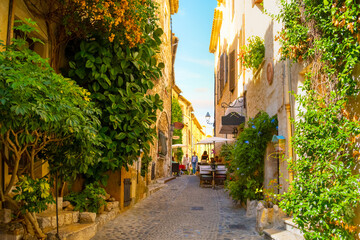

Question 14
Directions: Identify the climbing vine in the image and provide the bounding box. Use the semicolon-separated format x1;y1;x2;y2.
171;97;184;162
226;112;277;202
277;1;360;239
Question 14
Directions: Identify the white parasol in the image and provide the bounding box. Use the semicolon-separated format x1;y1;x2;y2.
172;144;187;148
196;137;234;145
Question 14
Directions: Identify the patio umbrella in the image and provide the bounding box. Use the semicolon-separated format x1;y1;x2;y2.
172;144;187;148
196;137;234;158
196;137;234;145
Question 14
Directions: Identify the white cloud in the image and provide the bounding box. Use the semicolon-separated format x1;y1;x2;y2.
194;88;209;93
191;99;213;109
179;56;214;68
176;69;203;81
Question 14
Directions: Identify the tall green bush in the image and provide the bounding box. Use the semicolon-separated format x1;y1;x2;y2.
66;1;163;184
226;112;277;202
0;19;100;238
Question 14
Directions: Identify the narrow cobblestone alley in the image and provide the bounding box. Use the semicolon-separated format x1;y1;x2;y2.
91;176;262;240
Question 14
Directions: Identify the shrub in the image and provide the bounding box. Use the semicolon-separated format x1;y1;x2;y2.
13;176;54;214
64;183;107;213
226;112;277;202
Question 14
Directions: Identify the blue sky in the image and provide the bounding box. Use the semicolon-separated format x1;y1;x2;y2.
172;0;217;135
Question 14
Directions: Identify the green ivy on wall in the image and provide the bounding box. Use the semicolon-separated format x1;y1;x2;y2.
171;97;184;162
276;1;360;239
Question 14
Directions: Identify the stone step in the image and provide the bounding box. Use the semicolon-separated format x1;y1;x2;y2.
37;211;79;230
148;183;165;196
96;208;120;230
46;223;97;240
263;228;304;240
104;201;119;212
284;218;303;236
156;176;176;184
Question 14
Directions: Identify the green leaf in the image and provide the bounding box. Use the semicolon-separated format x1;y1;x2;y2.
85;60;94;68
69;61;76;69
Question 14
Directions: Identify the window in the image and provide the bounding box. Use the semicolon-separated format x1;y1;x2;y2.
229;50;236;92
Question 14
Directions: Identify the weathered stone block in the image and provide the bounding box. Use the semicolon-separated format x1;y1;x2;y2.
50;214;64;227
65;204;75;211
79;212;96;223
72;211;79;223
256;203;286;233
62;201;71;209
37;216;51;229
246;199;258;218
0;209;11;223
64;212;73;225
105;201;119;212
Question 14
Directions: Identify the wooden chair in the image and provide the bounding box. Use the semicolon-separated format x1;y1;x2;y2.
199;165;212;187
215;165;227;185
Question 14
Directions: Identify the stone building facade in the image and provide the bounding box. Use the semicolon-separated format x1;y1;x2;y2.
209;0;304;193
171;85;206;161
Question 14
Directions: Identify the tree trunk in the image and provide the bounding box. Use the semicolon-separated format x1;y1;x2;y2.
24;216;35;236
26;211;46;239
5;153;21;195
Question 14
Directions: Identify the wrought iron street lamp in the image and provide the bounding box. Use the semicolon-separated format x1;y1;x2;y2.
205;112;214;126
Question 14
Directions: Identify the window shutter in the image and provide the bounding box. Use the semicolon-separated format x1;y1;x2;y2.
225;53;228;84
220;53;224;97
229;50;236;92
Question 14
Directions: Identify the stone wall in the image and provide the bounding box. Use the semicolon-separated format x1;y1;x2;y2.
147;0;173;182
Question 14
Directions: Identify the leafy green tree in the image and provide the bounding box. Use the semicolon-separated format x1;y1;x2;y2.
66;1;164;184
171;97;184;162
0;19;100;238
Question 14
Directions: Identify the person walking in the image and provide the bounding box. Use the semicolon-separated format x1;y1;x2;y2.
191;151;198;175
183;154;189;174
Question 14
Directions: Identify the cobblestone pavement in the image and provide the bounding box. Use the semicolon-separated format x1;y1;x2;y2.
92;175;263;240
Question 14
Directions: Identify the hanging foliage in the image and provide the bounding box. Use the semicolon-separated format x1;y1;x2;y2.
276;1;360;239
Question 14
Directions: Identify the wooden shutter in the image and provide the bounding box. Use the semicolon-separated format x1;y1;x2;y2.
225;53;228;84
124;178;132;206
229;50;236;92
220;53;224;97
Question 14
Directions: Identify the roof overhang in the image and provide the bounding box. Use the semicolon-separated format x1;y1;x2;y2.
219;112;245;134
170;0;179;15
209;3;223;53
